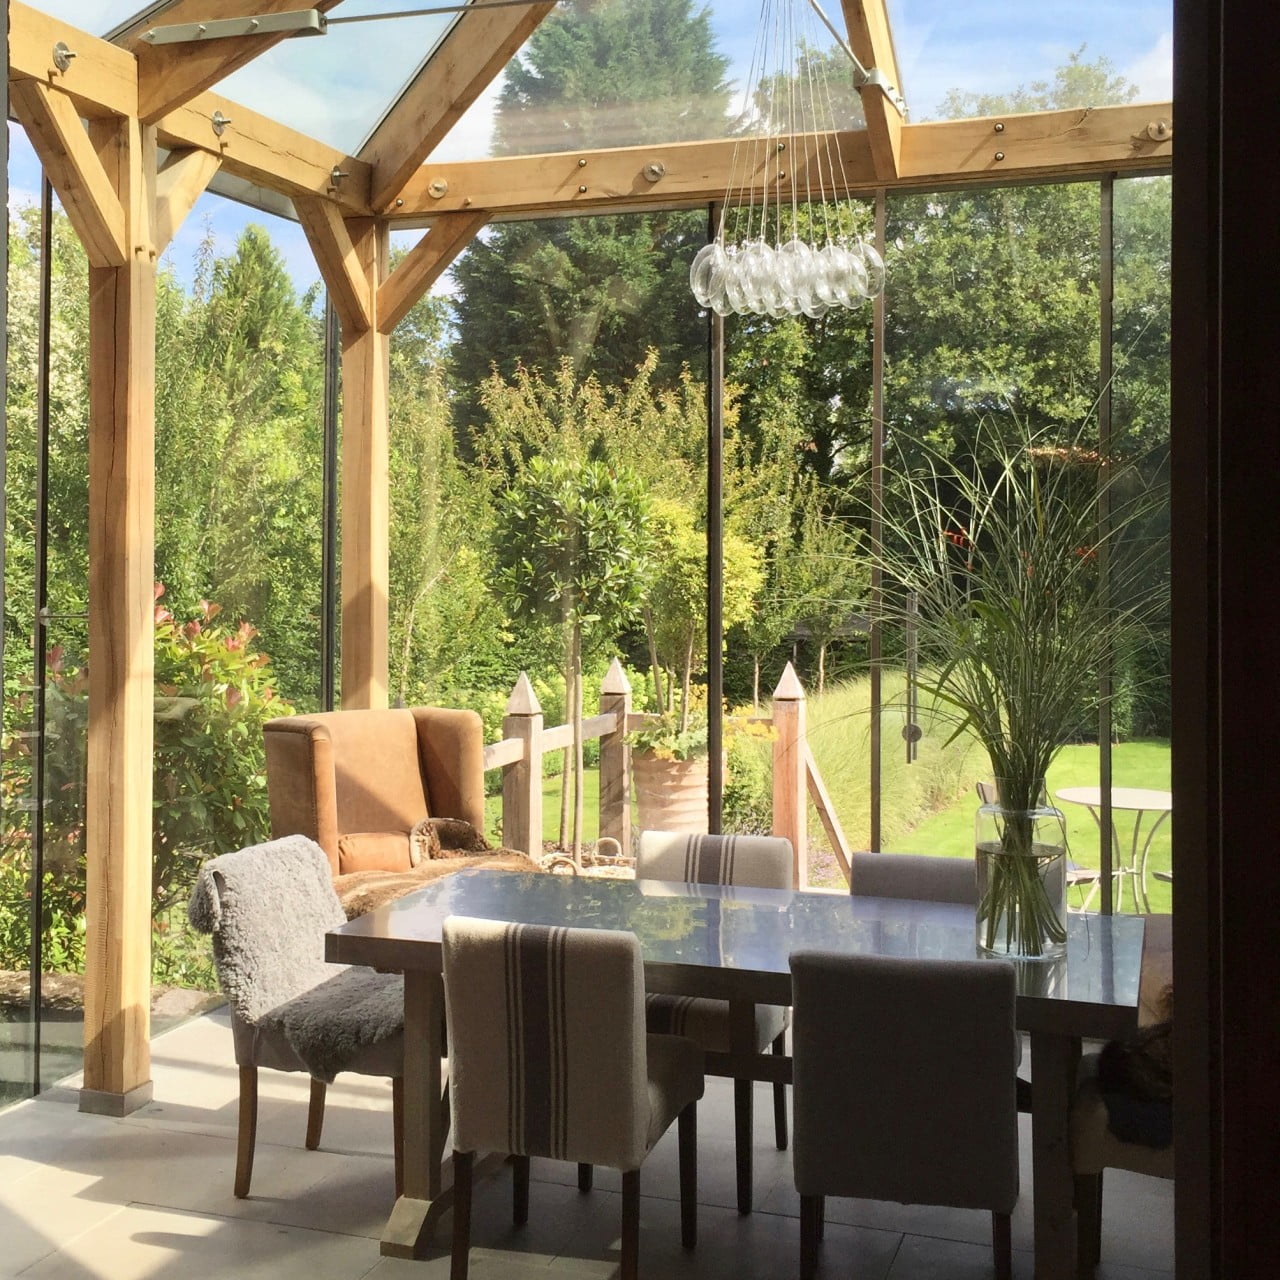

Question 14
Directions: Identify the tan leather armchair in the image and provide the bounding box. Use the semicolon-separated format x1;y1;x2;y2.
263;707;487;877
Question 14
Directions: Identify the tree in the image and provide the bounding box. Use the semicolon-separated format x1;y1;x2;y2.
450;0;732;436
493;455;649;857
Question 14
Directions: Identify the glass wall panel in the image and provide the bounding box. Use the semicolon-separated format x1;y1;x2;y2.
1110;174;1172;914
150;204;326;997
391;203;709;858
881;180;1105;870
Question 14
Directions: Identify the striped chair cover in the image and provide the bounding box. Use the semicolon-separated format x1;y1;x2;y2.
442;916;703;1172
636;830;793;1213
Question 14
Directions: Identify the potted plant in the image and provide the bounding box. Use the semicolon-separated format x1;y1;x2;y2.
627;710;712;833
872;420;1166;958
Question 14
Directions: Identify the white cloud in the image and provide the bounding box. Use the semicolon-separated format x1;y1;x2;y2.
1125;31;1173;101
427;79;502;164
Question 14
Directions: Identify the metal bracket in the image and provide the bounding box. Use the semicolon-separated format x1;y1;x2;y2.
855;66;907;118
52;41;77;72
140;9;326;45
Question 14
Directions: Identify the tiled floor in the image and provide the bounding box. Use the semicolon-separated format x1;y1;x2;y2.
0;1008;1174;1279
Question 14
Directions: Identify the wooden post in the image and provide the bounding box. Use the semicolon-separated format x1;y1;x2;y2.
772;663;808;888
502;673;543;859
81;116;157;1116
339;218;390;709
598;658;632;856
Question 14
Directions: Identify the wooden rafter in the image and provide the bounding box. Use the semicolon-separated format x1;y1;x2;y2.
377;211;488;334
126;0;346;123
361;1;556;213
155;148;221;252
389;103;1172;218
8;1;137;118
9;78;128;267
840;0;904;179
295;196;374;332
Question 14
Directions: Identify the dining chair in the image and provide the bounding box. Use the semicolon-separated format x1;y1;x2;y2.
790;951;1020;1280
976;780;1103;910
187;835;405;1199
442;915;704;1280
636;829;793;1214
1070;1051;1174;1271
849;850;977;903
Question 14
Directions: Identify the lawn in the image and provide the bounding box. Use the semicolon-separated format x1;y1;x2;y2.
902;739;1173;914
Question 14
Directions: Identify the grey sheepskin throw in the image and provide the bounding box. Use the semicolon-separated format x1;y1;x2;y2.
188;835;403;1083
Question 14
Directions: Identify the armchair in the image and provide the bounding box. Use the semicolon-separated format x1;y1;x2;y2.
264;707;537;915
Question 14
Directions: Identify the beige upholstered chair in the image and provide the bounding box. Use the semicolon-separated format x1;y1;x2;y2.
850;850;978;903
636;830;793;1215
187;836;405;1199
442;916;704;1280
1070;1053;1174;1271
791;951;1020;1280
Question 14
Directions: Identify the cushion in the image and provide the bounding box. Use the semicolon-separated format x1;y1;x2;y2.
645;992;789;1054
337;831;413;874
334;850;542;918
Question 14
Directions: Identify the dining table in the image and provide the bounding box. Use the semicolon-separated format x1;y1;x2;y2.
326;867;1146;1280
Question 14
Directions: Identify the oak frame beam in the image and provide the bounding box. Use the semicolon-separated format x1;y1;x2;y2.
9;78;127;267
360;0;556;213
339;220;391;710
840;0;903;179
377;211;487;334
128;1;345;123
80;112;157;1119
155;147;221;253
388;103;1172;218
295;196;374;332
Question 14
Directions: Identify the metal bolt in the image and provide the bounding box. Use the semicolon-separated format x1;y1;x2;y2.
395;198;404;208
643;161;666;182
331;167;349;186
777;141;786;152
211;110;232;137
463;197;473;206
578;184;588;193
195;23;207;35
247;17;259;29
578;158;587;167
994;122;1005;133
428;178;449;198
777;171;787;181
1146;119;1171;142
994;151;1005;162
52;42;76;71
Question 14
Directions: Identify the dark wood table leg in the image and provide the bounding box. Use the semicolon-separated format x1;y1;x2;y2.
1029;1030;1080;1280
730;999;755;1215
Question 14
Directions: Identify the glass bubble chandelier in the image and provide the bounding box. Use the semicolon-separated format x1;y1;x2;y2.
690;0;889;319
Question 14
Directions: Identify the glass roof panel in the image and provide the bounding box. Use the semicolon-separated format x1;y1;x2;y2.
213;10;458;155
40;0;168;35
429;0;867;164
885;0;1173;122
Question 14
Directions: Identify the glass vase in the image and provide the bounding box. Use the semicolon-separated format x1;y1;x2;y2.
975;779;1068;960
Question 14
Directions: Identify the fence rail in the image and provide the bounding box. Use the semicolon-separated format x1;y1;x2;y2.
481;659;847;889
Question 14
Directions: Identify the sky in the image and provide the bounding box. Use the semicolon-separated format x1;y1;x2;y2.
10;0;1173;296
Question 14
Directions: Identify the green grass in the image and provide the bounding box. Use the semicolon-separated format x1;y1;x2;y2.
897;739;1173;914
485;768;603;849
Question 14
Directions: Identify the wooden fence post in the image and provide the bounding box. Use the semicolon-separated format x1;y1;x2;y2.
502;673;543;859
772;662;808;887
598;658;632;856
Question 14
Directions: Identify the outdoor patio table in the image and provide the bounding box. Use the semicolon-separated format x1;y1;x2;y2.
1056;786;1174;913
326;867;1145;1280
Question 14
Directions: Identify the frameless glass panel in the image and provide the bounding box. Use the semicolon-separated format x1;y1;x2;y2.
429;0;864;163
151;202;326;998
880;181;1104;878
1109;174;1171;915
388;205;708;857
40;0;168;36
886;0;1173;122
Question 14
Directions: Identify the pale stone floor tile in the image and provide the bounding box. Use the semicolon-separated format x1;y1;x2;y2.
13;1204;382;1280
0;1010;1175;1280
